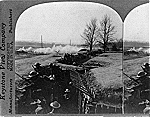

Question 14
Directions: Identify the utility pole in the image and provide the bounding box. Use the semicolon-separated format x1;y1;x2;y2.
70;40;71;46
41;35;43;48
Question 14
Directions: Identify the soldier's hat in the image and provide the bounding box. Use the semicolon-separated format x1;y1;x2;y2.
136;71;147;78
49;63;53;67
145;99;150;104
28;71;38;77
48;75;55;80
143;63;149;67
65;88;70;93
50;101;61;109
34;62;41;67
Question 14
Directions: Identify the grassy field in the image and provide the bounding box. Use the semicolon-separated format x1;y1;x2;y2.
86;53;123;89
123;56;149;77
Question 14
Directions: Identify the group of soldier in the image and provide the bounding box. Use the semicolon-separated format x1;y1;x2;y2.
125;62;150;114
56;53;90;65
16;49;150;114
16;62;78;114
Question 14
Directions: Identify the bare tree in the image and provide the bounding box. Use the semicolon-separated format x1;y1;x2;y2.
81;18;98;51
116;38;123;49
98;15;116;52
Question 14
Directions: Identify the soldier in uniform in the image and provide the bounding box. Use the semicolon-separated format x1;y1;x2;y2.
141;63;150;75
135;71;149;89
139;99;150;114
27;71;39;83
32;62;47;75
32;63;42;72
48;101;61;114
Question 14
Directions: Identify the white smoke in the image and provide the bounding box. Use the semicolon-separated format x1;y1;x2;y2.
136;47;144;52
17;47;27;52
17;45;84;54
26;47;34;52
144;48;150;54
127;47;150;54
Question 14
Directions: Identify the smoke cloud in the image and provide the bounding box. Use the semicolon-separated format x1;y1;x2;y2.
17;45;84;54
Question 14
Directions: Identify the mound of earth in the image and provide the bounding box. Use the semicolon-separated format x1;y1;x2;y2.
82;53;123;108
84;53;123;89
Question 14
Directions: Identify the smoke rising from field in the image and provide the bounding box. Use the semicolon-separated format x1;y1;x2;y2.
127;47;150;54
17;45;84;54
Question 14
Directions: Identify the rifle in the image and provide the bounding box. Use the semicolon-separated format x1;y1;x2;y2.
122;72;140;85
15;72;31;83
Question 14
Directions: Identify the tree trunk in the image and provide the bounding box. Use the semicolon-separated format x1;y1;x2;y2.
103;44;106;53
90;43;92;51
103;47;106;53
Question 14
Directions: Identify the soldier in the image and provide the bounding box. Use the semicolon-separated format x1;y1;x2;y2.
27;71;39;83
32;63;42;72
140;89;150;100
141;63;150;75
136;71;149;89
35;104;43;114
63;88;71;100
32;62;47;75
139;99;150;114
48;101;61;114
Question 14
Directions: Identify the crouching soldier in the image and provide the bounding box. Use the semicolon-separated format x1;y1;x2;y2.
141;63;150;75
32;63;42;72
135;71;149;89
63;88;71;100
139;99;150;114
27;71;39;83
48;101;61;114
32;62;46;75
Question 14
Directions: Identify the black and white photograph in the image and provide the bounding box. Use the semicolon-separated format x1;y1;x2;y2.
0;0;149;116
15;2;124;114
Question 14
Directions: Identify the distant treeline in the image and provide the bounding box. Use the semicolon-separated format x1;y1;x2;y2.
124;41;149;48
15;41;73;48
15;40;149;50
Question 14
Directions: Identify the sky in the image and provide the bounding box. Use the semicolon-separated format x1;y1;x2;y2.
15;2;122;45
124;3;149;42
